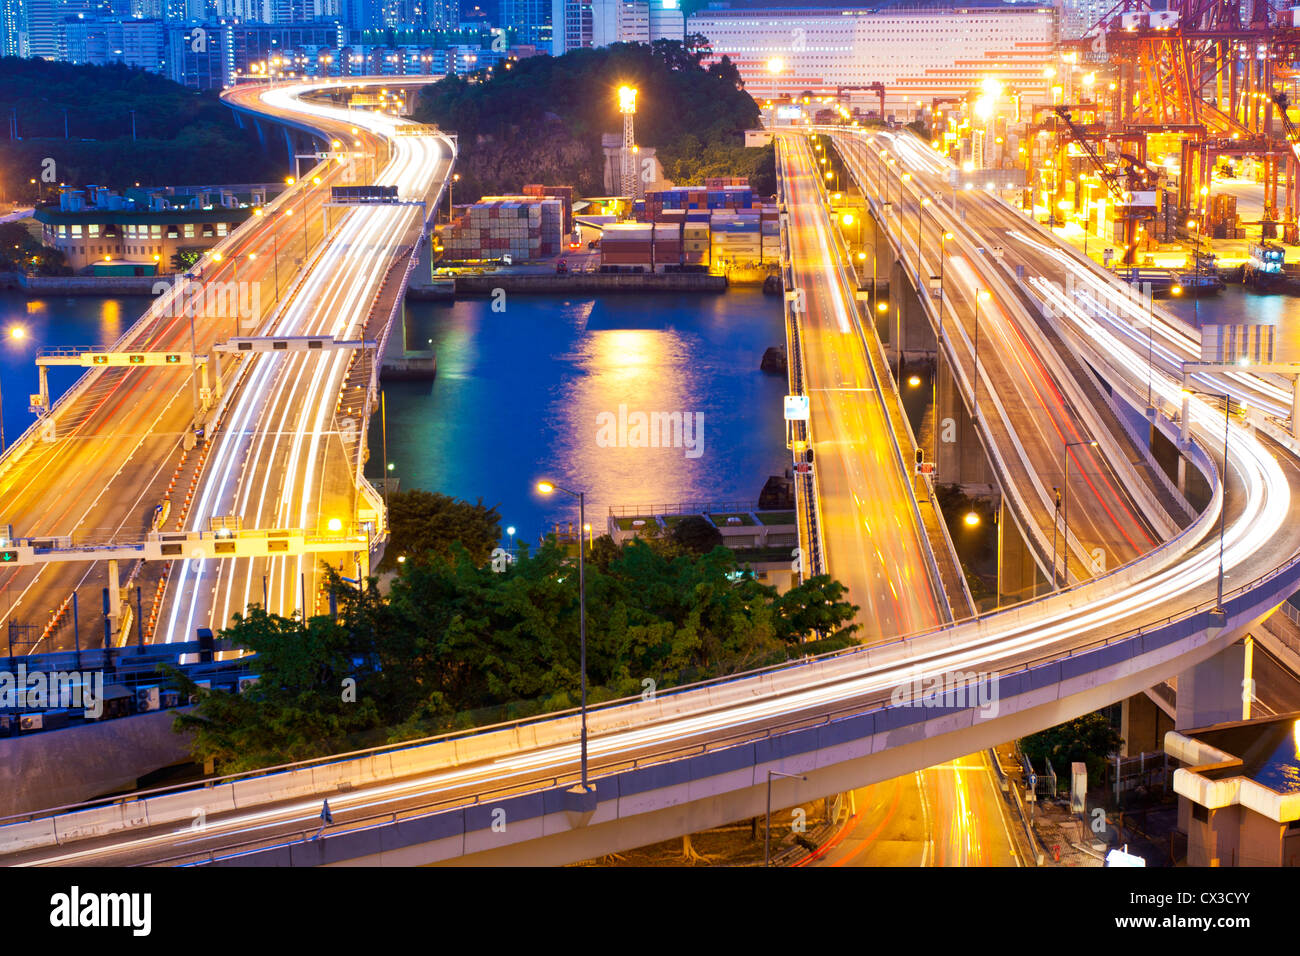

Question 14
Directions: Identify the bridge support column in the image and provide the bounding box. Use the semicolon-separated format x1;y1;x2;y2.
934;348;994;489
996;497;1044;604
37;365;50;415
106;559;122;638
1176;636;1253;729
210;351;223;401
414;230;434;289
1120;692;1173;756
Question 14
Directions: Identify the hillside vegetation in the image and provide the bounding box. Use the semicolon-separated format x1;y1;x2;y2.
413;40;772;201
0;58;285;198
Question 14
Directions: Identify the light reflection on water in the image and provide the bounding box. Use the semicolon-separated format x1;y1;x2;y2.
1249;720;1300;795
1164;285;1300;361
0;293;153;447
376;290;790;543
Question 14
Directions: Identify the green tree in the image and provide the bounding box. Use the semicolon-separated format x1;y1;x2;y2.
0;58;285;198
170;605;386;772
669;515;723;555
412;42;764;204
172;528;861;774
774;575;860;649
0;220;66;274
381;489;501;570
1020;712;1124;788
170;247;203;272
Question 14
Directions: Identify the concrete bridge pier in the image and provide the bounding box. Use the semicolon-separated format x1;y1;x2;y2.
934;347;995;489
856;209;891;306
1176;635;1255;729
997;496;1047;605
1121;691;1174;756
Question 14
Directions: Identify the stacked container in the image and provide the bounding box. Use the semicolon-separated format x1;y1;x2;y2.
760;203;780;263
710;211;762;264
682;219;711;267
599;222;654;269
704;176;749;189
652;221;683;271
441;197;565;261
523;184;575;235
638;186;761;221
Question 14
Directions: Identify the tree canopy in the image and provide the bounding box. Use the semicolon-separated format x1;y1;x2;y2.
380;488;502;570
0;57;286;200
413;41;769;201
174;535;859;773
1020;712;1124;788
0;220;67;275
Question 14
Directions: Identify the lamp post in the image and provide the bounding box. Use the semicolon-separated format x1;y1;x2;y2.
1059;438;1098;588
932;230;954;467
183;272;201;418
536;479;590;789
1187;218;1201;325
916;195;931;289
973;289;990;419
1050;485;1061;592
765;770;807;866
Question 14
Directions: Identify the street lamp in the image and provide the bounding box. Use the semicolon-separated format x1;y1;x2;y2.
1186;218;1201;325
535;479;591;790
973;289;991;419
765;770;807;866
916;195;932;288
182;271;202;418
1058;438;1098;588
932;230;955;467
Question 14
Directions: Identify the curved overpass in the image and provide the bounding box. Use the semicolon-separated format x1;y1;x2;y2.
3;124;1300;866
157;78;455;636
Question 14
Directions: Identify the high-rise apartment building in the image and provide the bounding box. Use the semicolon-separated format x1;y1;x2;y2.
646;0;680;42
61;14;163;67
1;0;28;57
549;0;588;54
498;0;546;47
687;2;1058;111
592;0;644;45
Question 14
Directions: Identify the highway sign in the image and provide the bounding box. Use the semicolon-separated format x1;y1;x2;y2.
915;461;935;476
37;351;196;368
784;394;810;421
794;461;812;475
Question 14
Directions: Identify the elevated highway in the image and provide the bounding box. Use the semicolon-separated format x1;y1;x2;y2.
6;124;1300;866
0;78;453;651
161;80;453;636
